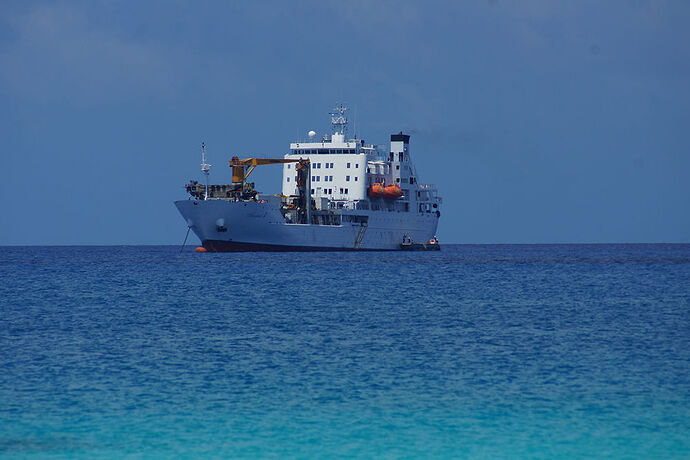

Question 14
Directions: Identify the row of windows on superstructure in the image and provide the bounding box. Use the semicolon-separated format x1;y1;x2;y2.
292;149;356;155
287;162;359;169
310;188;349;194
287;175;357;182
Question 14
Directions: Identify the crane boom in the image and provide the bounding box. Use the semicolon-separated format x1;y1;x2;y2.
228;156;309;184
229;157;301;166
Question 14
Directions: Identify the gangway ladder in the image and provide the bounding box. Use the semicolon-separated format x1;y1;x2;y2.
354;223;368;249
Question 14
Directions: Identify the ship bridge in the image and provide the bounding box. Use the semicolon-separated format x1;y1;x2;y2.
281;105;440;217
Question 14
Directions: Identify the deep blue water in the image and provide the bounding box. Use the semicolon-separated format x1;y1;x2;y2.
1;244;689;458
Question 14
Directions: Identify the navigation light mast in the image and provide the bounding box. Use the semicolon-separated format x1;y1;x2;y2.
330;104;348;136
200;142;211;200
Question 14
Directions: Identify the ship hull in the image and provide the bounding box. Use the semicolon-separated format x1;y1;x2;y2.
201;240;391;252
175;199;439;252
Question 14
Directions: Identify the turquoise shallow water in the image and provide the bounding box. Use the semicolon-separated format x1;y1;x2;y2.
1;244;689;458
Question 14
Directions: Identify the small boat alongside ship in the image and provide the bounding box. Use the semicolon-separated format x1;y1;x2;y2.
400;236;441;251
175;105;441;251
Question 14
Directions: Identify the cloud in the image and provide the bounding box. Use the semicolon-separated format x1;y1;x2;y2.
0;5;182;104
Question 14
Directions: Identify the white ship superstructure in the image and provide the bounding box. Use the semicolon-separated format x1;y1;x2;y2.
175;105;441;251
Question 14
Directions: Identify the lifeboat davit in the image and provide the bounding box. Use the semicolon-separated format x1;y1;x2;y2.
367;183;385;198
383;184;402;199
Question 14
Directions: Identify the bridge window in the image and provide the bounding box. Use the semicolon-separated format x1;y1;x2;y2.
346;176;350;181
347;162;350;168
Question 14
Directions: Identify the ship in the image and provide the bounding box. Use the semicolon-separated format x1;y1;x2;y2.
175;105;442;251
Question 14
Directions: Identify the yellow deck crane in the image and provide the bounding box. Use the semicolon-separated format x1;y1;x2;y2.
229;156;307;184
229;156;312;223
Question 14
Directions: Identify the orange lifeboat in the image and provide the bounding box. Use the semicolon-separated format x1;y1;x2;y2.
367;183;385;198
383;184;402;199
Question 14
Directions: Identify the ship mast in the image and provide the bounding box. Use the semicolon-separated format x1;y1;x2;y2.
200;142;211;200
330;104;348;136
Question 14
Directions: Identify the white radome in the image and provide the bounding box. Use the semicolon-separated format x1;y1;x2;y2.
308;130;316;138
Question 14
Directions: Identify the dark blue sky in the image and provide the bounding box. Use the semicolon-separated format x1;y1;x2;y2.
1;0;688;244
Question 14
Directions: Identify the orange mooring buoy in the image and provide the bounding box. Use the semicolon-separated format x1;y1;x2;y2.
195;246;207;253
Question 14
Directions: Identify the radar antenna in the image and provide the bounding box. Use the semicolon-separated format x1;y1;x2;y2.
330;104;348;136
200;142;211;200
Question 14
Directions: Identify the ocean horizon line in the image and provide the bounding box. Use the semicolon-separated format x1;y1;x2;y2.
1;242;689;248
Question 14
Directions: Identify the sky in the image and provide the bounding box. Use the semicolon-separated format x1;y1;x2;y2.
1;0;688;245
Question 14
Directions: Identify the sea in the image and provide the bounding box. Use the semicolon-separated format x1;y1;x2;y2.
1;244;688;458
